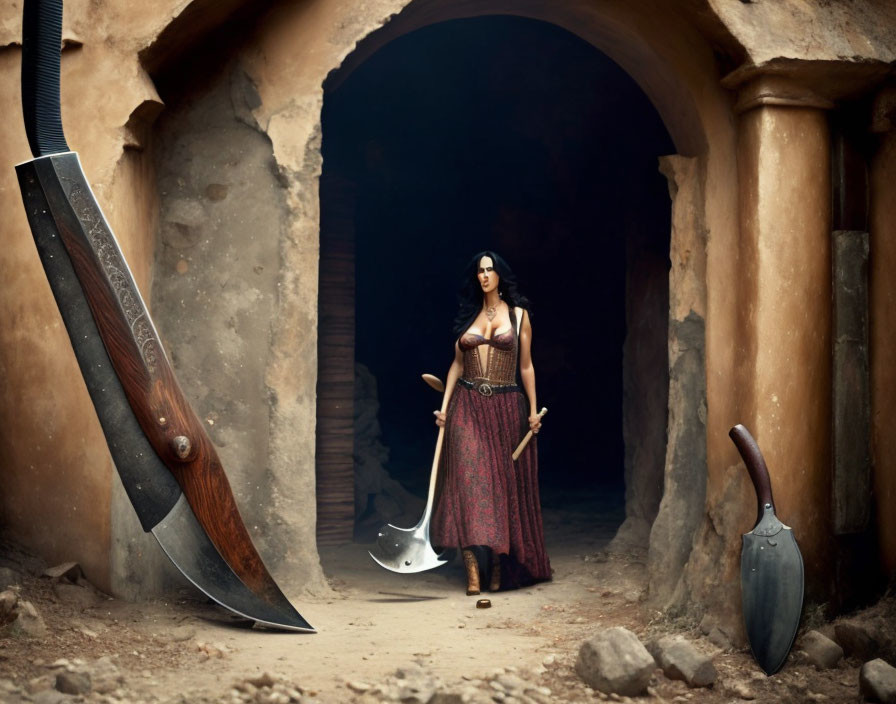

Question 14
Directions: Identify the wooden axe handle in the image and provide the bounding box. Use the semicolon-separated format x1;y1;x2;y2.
512;407;548;461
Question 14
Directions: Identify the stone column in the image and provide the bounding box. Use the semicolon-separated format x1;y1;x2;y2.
869;85;896;581
730;75;833;600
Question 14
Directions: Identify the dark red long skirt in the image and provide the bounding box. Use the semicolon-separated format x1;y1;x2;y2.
431;385;551;589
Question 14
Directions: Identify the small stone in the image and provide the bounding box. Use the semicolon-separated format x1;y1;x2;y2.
247;673;276;688
860;658;896;704
798;630;843;670
429;693;464;704
43;562;82;582
90;655;124;694
0;589;18;624
496;674;525;693
727;680;755;700
170;625;196;642
708;627;732;651
76;624;98;638
835;621;880;661
542;654;556;667
27;675;55;694
347;681;371;692
575;627;655;696
55;671;91;695
13;600;47;637
53;582;101;610
648;636;717;688
0;568;22;589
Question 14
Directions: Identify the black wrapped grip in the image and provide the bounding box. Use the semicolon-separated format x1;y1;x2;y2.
22;0;70;157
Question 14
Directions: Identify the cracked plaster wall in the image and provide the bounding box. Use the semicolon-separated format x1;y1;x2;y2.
0;0;894;621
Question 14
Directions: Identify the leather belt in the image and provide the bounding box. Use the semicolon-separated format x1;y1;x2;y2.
458;378;520;397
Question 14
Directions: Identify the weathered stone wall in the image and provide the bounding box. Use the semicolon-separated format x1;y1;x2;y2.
647;155;707;611
0;0;895;624
0;0;169;593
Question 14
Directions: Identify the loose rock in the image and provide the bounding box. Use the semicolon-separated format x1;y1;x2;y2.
707;627;732;652
43;562;82;582
428;694;464;704
798;630;843;670
53;582;101;611
12;599;47;637
575;626;655;696
89;656;124;694
55;671;91;695
860;658;896;704
0;567;22;589
648;635;717;687
725;679;755;700
835;620;880;661
0;589;18;626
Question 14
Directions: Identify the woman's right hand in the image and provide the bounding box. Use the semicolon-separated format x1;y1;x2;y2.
434;410;447;427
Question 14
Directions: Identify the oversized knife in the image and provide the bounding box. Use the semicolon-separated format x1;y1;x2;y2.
16;0;313;632
729;424;803;674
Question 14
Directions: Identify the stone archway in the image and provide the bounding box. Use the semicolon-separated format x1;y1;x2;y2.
141;0;737;607
314;12;684;563
307;0;714;608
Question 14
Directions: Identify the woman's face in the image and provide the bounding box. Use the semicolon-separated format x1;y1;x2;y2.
477;256;500;295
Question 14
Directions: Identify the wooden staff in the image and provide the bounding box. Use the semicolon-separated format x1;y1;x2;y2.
512;407;548;460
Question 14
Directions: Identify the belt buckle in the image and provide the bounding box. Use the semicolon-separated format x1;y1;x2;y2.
477;382;493;397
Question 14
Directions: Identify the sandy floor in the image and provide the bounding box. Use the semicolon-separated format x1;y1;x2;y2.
0;494;883;703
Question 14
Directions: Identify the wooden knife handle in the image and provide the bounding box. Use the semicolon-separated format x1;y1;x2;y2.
729;424;775;526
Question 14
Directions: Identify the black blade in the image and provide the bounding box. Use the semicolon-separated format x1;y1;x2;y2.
741;522;804;674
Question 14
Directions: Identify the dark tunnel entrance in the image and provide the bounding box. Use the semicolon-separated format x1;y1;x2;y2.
317;15;674;547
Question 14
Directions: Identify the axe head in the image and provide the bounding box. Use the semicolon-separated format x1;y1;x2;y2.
368;522;449;573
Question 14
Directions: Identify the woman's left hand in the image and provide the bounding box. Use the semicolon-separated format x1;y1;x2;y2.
528;414;542;434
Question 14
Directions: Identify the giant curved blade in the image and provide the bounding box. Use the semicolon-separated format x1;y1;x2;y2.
154;496;313;632
16;160;313;631
741;521;804;674
24;151;298;611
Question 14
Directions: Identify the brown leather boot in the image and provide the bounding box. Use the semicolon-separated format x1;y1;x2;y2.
489;560;501;592
462;549;480;595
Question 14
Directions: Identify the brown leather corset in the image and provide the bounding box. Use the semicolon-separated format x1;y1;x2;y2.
459;328;517;386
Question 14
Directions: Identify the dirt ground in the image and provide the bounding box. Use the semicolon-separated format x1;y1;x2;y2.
0;494;888;703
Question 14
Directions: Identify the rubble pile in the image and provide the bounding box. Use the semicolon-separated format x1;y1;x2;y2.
347;662;554;704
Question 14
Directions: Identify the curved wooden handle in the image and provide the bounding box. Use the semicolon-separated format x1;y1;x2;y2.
729;424;775;527
512;407;548;461
421;426;447;523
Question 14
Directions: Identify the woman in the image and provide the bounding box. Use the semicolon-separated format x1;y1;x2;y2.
431;251;551;595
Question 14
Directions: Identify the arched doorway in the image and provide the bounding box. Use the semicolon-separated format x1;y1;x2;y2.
144;0;717;601
316;15;675;553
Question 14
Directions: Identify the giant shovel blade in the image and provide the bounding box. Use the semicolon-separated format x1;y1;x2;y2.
730;425;804;674
17;0;313;632
369;426;449;573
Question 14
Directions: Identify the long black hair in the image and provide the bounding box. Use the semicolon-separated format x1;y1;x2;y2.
452;251;531;335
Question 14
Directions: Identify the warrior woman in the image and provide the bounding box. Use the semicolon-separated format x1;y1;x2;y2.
431;251;551;594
